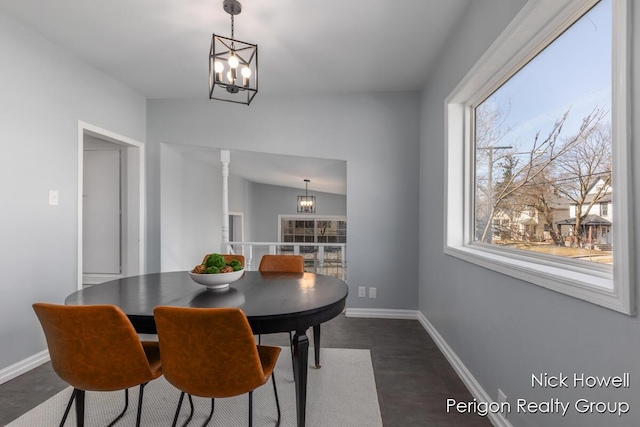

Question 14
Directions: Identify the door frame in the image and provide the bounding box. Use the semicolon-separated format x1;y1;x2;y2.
228;211;244;253
77;121;145;290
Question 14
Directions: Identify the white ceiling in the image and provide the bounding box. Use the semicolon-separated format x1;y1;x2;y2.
0;0;471;98
228;149;347;195
1;0;471;193
173;144;347;194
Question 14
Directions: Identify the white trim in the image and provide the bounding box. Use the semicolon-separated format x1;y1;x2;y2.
0;350;50;385
344;308;513;426
228;211;245;241
417;313;513;427
228;211;245;254
345;308;419;320
77;121;146;290
444;0;635;314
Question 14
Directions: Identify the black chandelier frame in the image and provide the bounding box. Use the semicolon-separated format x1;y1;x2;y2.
209;34;258;105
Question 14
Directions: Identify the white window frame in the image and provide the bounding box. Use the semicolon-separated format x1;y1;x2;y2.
444;0;634;314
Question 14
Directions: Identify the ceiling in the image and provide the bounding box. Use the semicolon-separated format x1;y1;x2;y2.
0;0;471;98
172;144;347;194
228;149;347;195
1;0;471;193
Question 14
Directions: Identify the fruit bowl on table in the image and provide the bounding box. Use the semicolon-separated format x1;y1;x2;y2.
188;268;245;289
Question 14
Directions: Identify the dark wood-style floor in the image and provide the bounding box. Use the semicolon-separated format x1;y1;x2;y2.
0;315;492;426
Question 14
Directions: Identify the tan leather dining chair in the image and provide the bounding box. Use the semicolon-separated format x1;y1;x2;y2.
154;306;281;427
258;254;304;273
32;303;162;427
222;254;245;267
258;254;307;368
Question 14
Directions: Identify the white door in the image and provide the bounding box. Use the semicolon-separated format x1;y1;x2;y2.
83;150;121;274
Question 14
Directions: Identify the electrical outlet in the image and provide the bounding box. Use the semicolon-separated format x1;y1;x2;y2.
358;286;366;297
369;287;377;298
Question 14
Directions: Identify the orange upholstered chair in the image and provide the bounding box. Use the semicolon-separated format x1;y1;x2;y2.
258;254;304;273
258;254;307;367
222;254;245;267
32;303;162;427
154;307;281;427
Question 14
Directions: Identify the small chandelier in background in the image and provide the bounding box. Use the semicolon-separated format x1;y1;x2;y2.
209;0;258;105
297;179;316;213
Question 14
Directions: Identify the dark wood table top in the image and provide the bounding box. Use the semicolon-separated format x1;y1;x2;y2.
65;271;349;335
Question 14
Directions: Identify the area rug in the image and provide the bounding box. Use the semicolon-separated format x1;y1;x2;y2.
7;348;381;427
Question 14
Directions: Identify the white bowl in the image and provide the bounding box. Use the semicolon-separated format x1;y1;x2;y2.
188;269;245;289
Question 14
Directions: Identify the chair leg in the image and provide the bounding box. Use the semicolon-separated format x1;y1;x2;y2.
62;388;131;427
248;391;253;427
172;392;196;427
202;398;215;427
182;394;194;427
59;388;77;427
135;383;147;427
171;392;185;427
74;389;85;427
272;372;281;426
106;388;129;427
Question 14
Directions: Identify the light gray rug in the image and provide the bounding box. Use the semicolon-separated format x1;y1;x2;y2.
7;348;382;427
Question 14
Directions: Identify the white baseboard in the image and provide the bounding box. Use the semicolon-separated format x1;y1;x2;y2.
344;308;420;319
344;307;512;426
417;312;513;427
0;350;50;385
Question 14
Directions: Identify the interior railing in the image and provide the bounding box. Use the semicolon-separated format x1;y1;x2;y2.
224;242;347;282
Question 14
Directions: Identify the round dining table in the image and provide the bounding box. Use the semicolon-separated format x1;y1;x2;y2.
65;270;349;427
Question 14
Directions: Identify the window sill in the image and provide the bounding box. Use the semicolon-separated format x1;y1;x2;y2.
443;244;633;314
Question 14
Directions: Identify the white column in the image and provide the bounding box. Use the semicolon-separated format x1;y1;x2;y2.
221;150;230;252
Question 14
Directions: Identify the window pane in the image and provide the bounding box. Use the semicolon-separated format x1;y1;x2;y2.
279;216;347;279
474;0;612;266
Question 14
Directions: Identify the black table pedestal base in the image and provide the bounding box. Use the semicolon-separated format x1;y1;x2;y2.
292;330;309;427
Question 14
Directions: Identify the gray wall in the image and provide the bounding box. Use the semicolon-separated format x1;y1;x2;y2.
158;143;346;271
419;1;640;426
249;182;347;242
159;143;253;272
147;93;421;310
0;15;146;370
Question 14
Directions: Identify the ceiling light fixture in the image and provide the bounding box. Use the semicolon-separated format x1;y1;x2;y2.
297;179;316;213
209;0;258;105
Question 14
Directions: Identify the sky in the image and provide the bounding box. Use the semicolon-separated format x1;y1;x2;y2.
478;0;611;153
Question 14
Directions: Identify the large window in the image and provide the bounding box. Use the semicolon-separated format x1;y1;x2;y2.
474;0;612;263
445;0;633;314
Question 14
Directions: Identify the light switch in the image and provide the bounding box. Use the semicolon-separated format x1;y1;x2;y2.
49;190;59;206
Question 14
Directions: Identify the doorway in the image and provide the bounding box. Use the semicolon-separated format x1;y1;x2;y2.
77;121;145;288
228;212;244;254
83;142;121;275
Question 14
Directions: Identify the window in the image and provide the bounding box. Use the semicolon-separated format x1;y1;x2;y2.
445;0;633;314
281;218;347;245
474;0;612;262
279;216;346;279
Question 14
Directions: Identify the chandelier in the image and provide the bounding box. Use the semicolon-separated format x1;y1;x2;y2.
297;179;316;213
209;0;258;105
